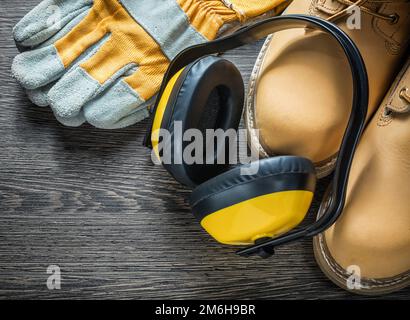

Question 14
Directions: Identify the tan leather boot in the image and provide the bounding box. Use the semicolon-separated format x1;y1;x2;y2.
313;58;410;295
245;0;410;177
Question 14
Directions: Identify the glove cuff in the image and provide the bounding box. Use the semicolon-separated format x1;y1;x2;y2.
178;0;289;40
225;0;290;20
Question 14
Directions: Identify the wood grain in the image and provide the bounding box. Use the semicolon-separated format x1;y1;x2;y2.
0;0;408;300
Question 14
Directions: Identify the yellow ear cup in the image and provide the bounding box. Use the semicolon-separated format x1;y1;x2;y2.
151;68;185;161
190;156;317;246
201;190;314;245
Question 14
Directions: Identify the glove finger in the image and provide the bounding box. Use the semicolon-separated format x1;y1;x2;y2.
83;62;168;129
12;0;107;90
23;33;111;105
12;44;65;90
13;25;112;92
47;36;140;123
26;81;89;129
26;82;56;107
14;0;93;48
83;79;151;129
15;9;90;55
48;63;137;121
33;9;90;50
54;111;86;127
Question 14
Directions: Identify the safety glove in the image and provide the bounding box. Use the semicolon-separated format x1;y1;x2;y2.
12;0;289;129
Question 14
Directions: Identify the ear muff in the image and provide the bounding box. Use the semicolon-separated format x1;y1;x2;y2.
190;156;317;245
151;67;186;161
146;15;369;258
152;55;245;187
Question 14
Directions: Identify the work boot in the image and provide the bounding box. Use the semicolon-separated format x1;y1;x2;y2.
313;58;410;295
245;0;410;177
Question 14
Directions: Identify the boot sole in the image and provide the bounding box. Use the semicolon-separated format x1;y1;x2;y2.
312;186;410;296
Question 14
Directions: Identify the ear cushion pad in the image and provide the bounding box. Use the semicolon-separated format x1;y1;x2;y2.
190;156;317;222
160;55;245;187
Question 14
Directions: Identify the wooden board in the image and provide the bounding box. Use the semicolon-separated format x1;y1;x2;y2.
0;0;408;300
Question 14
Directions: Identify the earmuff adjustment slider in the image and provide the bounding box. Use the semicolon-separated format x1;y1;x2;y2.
254;237;275;258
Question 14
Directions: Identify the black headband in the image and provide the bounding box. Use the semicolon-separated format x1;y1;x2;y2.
144;15;369;258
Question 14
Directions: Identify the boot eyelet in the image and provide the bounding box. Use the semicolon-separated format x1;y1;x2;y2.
383;108;392;117
388;13;400;24
399;87;409;101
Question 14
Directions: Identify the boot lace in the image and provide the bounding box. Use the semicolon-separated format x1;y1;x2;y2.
317;0;407;24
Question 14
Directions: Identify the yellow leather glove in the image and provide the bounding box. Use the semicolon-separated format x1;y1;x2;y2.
12;0;288;128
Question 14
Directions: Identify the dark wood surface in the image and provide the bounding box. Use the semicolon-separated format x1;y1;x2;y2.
0;0;408;300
